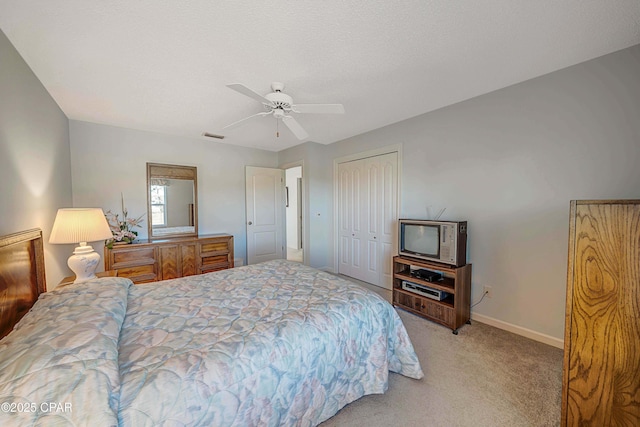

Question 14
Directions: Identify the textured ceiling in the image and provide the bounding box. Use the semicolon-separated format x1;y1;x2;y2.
1;1;639;152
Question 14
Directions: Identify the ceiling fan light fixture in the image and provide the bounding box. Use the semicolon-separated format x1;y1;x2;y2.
264;92;292;111
224;81;344;140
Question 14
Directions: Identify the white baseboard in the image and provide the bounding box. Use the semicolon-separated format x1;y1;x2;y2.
235;258;244;267
471;313;564;349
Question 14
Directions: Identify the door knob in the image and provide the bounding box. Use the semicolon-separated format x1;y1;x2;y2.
248;221;253;225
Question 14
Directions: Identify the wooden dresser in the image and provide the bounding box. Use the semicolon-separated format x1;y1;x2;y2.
562;200;640;426
104;234;233;284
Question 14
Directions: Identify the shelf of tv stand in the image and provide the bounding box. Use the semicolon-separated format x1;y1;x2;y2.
393;271;455;295
392;256;471;334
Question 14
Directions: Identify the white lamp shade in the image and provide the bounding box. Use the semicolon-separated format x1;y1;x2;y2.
49;208;113;284
49;208;112;244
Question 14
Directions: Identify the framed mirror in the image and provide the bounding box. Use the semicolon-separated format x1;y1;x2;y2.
146;163;198;239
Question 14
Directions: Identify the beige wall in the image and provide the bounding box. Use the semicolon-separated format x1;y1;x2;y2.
0;29;73;287
69;121;278;268
280;44;640;344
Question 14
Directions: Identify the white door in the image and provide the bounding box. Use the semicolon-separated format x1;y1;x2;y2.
363;156;383;285
377;152;398;288
338;159;365;280
246;166;285;265
338;152;397;289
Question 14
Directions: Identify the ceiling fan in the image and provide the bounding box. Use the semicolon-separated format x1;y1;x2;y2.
223;82;345;140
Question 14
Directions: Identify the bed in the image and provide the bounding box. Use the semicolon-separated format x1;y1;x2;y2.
0;229;423;426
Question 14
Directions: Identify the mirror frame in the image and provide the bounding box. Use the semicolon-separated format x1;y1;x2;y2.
146;162;198;239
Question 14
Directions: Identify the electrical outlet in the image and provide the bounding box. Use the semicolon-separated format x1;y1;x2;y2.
483;285;493;298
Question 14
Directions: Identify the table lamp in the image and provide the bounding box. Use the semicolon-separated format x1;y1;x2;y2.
49;208;113;284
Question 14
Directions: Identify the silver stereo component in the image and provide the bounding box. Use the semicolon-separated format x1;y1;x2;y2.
402;280;449;301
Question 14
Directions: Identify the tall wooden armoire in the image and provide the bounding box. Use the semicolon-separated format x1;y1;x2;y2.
562;200;640;426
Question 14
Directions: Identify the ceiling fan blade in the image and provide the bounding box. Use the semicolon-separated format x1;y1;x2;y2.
226;83;272;105
291;103;345;114
282;116;309;140
223;111;271;130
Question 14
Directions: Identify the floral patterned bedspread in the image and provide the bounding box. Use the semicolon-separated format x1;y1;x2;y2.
0;260;423;426
0;277;130;426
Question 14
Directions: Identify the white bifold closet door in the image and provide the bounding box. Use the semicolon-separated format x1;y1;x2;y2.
338;152;397;289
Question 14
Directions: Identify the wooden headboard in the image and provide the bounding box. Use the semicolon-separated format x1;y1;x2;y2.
0;228;47;339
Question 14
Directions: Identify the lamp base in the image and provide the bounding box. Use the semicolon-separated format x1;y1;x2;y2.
68;242;101;284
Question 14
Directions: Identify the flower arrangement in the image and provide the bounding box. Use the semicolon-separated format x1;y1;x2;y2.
105;194;145;248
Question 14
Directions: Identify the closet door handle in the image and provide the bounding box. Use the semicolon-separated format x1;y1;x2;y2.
248;221;253;225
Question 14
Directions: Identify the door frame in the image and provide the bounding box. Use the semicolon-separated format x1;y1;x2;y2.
332;144;403;279
296;177;303;250
281;160;307;265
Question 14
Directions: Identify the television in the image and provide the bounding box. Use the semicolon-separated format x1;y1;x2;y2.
398;219;467;266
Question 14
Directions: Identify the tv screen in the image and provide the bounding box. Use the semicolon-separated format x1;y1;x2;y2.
402;224;439;257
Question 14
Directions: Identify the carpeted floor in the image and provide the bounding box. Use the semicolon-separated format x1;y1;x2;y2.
320;279;564;427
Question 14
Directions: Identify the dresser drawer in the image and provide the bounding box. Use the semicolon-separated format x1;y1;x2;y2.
116;265;158;283
110;246;156;267
200;240;230;254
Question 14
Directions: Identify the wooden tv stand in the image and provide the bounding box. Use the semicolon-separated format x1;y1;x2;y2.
392;256;471;334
